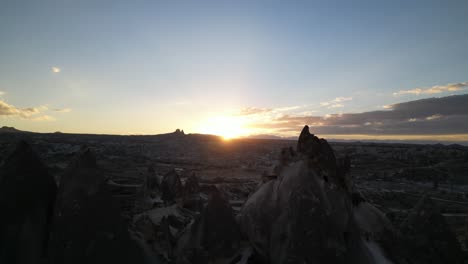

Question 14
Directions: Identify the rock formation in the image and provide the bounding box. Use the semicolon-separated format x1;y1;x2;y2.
161;169;183;204
47;148;148;264
176;188;241;263
238;126;392;264
395;195;465;264
0;141;57;264
180;173;202;211
134;165;162;214
145;165;160;198
133;204;193;262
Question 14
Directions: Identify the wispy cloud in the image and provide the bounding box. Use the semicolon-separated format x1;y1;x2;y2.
238;105;309;116
426;114;442;120
0;100;54;121
320;97;352;108
274;105;304;112
51;66;61;73
31;115;55;121
0;91;5;96
239;107;272;116
393;82;468;96
53;108;72;113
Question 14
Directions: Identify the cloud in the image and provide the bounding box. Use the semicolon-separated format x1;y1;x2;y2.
30;115;55;121
274;105;304;112
0;100;54;121
51;66;61;73
250;94;468;135
425;114;442;120
239;105;310;116
320;97;352;108
393;82;468;96
239;107;272;116
53;108;72;113
0;91;5;96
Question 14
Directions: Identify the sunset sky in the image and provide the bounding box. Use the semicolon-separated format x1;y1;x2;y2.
1;0;468;141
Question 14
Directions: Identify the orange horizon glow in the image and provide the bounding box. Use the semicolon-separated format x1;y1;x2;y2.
196;115;250;140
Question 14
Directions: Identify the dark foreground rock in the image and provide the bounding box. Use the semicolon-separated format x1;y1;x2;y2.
0;141;57;264
47;148;151;264
180;174;202;211
394;195;465;264
176;188;241;263
238;126;393;264
161;169;183;204
145;165;160;198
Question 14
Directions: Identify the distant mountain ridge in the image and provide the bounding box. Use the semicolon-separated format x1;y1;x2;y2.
0;126;24;133
1;126;467;146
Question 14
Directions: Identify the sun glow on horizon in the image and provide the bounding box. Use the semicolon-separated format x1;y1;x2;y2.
197;115;250;140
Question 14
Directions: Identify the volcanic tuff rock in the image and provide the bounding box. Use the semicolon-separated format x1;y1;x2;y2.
47;148;148;264
133;204;193;262
0;141;57;264
180;174;202;211
161;169;183;204
176;188;241;263
134;165;162;214
145;165;160;198
238;126;393;264
395;195;465;264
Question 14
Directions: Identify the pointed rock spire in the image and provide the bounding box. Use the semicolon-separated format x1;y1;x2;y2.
176;188;241;262
161;169;182;204
48;148;146;264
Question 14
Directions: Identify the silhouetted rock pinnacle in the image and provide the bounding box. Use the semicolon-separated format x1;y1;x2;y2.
48;148;146;264
0;141;57;264
238;127;393;264
174;129;185;135
161;169;182;204
145;164;160;198
181;173;202;211
176;188;241;263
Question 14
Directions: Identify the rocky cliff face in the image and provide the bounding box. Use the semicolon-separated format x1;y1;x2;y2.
238;126;393;264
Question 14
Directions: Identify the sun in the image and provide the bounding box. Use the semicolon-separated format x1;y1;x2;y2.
197;115;249;140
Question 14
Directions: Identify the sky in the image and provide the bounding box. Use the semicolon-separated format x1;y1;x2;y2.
0;0;467;140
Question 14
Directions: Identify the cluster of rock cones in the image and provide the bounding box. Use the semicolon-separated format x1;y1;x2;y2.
0;126;465;263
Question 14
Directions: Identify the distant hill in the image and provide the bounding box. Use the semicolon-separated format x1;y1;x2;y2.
0;126;24;133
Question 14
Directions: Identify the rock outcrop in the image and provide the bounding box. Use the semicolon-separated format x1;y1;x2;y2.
161;169;183;204
176;188;241;263
48;148;148;264
0;141;57;264
133;204;193;262
145;165;160;198
238;126;393;264
180;174;202;211
134;165;162;214
394;195;465;264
